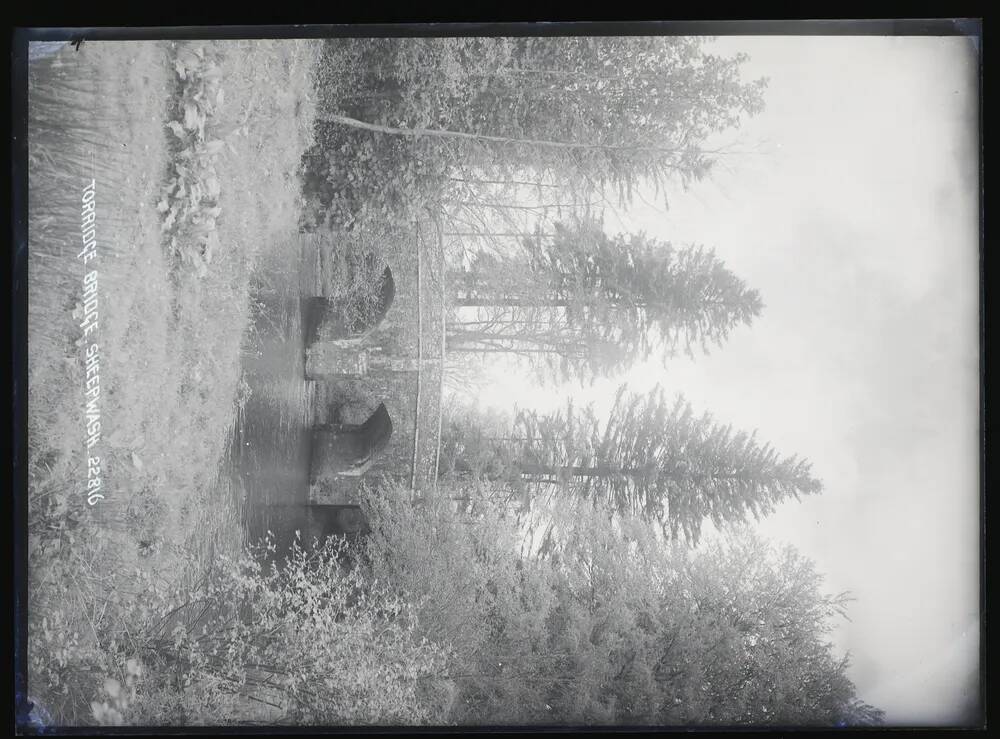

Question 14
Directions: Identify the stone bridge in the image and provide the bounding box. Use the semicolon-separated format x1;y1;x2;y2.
301;219;446;533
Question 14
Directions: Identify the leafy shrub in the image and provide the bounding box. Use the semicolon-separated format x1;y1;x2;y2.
316;228;395;331
161;44;229;276
360;481;564;725
86;535;454;726
299;39;458;232
360;484;884;727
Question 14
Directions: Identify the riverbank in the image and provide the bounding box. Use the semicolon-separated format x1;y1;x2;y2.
26;39;319;724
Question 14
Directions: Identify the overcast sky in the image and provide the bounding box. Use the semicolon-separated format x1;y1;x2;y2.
471;35;980;725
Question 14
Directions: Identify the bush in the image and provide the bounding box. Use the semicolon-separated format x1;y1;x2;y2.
359;485;884;727
87;535;454;727
298;39;457;232
315;229;394;331
360;481;564;725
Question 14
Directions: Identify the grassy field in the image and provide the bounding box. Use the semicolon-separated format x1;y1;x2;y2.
27;39;319;725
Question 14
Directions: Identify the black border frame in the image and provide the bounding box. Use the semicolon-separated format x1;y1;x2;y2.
9;17;986;735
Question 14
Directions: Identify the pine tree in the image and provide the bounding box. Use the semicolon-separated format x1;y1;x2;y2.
439;384;822;543
447;217;763;383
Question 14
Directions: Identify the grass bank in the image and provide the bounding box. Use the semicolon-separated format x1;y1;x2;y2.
26;39;318;725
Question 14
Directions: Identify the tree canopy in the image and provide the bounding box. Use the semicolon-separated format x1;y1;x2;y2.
438;384;822;544
361;486;883;727
303;36;768;230
447;216;763;382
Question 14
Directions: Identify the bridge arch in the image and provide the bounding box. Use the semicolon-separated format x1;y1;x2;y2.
311;401;394;483
304;265;395;346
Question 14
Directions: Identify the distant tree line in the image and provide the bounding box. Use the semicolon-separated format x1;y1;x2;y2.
301;36;766;231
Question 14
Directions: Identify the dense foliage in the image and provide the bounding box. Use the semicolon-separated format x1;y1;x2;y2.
300;37;767;232
362;484;883;726
78;536;453;726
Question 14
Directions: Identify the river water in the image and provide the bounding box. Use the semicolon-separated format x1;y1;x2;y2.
222;241;321;553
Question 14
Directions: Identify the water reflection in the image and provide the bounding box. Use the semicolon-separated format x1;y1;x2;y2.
224;242;324;555
232;294;316;546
